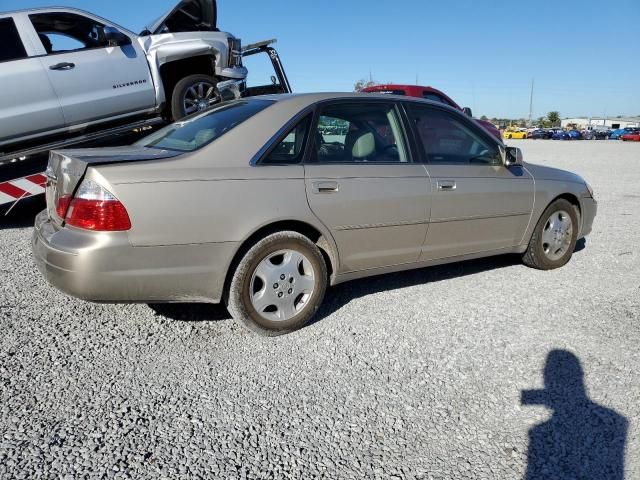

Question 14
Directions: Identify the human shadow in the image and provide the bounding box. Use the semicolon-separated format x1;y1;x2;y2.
522;350;628;480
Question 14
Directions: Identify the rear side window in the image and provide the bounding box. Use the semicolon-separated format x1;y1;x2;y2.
312;103;410;164
262;115;311;165
0;18;28;62
137;99;274;152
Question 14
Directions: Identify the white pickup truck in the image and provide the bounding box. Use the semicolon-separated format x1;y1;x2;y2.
0;0;248;151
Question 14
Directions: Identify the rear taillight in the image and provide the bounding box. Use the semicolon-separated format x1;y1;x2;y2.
64;180;131;232
55;195;72;219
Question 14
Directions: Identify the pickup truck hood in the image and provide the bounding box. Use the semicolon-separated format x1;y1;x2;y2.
525;162;586;185
145;0;217;35
46;146;181;226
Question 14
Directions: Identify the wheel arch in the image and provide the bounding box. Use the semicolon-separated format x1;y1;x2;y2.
159;54;217;115
222;220;339;302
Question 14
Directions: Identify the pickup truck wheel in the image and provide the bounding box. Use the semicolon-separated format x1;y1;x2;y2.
170;74;220;120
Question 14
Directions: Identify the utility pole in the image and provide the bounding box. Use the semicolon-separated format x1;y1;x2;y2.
528;78;534;127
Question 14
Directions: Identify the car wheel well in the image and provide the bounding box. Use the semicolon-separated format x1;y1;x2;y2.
222;221;336;302
159;55;217;117
550;193;581;219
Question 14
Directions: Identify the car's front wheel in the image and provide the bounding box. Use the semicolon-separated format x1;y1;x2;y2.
523;199;579;270
226;232;328;336
170;74;220;121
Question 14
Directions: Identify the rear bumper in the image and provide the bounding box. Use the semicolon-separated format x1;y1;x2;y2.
32;210;236;304
580;196;597;238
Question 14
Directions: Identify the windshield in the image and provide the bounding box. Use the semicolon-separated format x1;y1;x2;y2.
137;100;274;152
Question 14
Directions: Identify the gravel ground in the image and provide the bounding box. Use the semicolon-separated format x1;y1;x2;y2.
1;140;639;479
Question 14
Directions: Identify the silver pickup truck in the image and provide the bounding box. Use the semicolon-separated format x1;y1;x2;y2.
0;0;247;150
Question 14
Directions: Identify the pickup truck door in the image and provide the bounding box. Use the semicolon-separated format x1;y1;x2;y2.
26;11;156;127
0;15;65;146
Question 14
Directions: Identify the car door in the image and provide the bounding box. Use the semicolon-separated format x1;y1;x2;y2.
0;15;65;146
26;11;156;127
304;100;431;273
405;103;534;260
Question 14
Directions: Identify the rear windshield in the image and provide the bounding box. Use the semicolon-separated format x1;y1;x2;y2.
137;99;274;152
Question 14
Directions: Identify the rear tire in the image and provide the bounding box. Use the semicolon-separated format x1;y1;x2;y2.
170;74;220;121
226;232;328;336
523;199;579;270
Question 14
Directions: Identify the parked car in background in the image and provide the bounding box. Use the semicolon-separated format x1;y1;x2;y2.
0;0;247;151
568;130;583;140
529;129;553;139
504;128;528;139
552;131;571;140
32;93;597;336
609;128;634;140
361;84;502;141
583;130;610;140
621;130;640;142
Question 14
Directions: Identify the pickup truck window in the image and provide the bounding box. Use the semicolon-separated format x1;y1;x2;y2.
0;18;28;62
30;13;109;54
137;99;275;153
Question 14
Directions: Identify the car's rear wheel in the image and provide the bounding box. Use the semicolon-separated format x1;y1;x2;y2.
170;74;220;121
523;199;579;270
226;232;328;336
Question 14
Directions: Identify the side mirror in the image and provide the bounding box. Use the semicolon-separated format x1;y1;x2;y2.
104;27;132;47
270;75;278;86
462;107;473;117
504;146;523;167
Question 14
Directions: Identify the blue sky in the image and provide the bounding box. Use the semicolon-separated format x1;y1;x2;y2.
2;0;638;119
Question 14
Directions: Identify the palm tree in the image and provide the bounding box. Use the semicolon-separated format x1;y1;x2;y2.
547;111;561;127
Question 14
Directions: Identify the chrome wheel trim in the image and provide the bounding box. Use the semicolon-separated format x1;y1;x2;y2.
541;210;574;261
183;81;219;115
250;249;316;322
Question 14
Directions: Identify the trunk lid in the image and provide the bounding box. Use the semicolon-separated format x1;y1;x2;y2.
45;146;181;226
145;0;217;35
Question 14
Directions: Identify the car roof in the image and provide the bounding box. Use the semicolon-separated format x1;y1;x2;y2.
253;92;461;113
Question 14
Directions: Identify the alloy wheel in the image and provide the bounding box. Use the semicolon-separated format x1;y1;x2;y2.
250;250;316;322
183;81;219;115
541;210;574;261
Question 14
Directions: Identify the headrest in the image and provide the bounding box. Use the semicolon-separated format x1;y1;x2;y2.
352;132;375;159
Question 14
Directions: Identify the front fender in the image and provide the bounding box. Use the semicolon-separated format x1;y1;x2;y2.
140;35;228;105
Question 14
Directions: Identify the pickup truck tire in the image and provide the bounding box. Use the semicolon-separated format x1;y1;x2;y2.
170;74;220;120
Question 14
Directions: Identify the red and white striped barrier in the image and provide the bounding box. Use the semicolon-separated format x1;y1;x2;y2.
0;173;47;207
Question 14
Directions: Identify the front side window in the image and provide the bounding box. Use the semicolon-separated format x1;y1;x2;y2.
29;13;111;54
313;103;409;163
0;18;28;62
137;99;274;152
262;115;311;165
408;105;501;165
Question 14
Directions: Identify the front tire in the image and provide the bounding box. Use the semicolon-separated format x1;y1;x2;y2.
226;232;328;336
523;199;579;270
170;74;220;121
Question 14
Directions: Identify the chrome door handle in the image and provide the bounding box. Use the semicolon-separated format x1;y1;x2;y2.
312;181;339;194
437;180;457;191
49;62;75;71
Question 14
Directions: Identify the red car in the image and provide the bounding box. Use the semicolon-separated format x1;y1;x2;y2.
621;130;640;142
361;84;502;141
